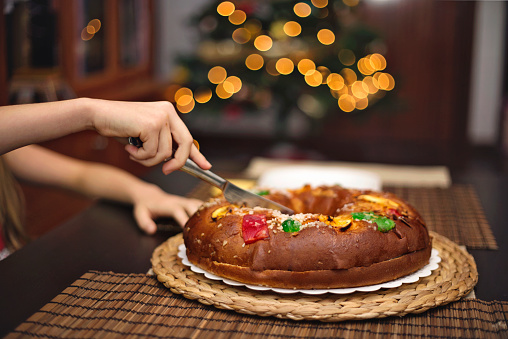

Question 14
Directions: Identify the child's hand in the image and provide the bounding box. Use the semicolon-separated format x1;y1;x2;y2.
89;99;211;174
131;184;202;234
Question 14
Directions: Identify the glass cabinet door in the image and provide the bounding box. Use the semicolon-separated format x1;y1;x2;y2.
118;0;149;69
76;0;106;76
58;0;153;99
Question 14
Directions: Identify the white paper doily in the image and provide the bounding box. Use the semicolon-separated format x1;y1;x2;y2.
177;244;441;295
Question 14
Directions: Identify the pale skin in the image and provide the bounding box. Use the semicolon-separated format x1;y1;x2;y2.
0;97;211;174
0;98;212;234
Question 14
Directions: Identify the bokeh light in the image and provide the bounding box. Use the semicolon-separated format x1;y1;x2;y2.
370;53;387;71
222;80;235;93
304;70;323;87
363;76;379;94
317;66;330;84
317;29;335;45
194;87;213;104
224;76;242;93
82;18;101;40
177;98;195;113
294;2;312;17
174;87;193;103
232;28;251;44
88;19;101;32
297;59;316;75
175;88;195;113
340;68;357;85
326;73;345;90
343;0;359;7
177;94;193;107
338;94;356;112
245;54;264;70
254;35;273;51
355;97;369;110
311;0;328;8
276;58;295;75
81;28;94;41
283;21;302;37
216;82;233;99
208;66;227;84
375;72;395;90
358;57;376;75
351;81;369;99
217;1;235;16
229;10;246;25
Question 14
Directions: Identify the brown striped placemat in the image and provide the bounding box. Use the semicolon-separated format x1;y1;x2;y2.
187;183;497;250
7;271;507;339
384;185;496;250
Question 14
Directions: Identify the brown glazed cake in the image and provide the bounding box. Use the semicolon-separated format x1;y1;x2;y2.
183;185;432;289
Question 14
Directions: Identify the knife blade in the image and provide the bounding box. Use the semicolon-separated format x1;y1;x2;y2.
128;137;294;214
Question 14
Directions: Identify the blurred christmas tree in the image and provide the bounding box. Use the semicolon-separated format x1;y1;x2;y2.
166;0;396;138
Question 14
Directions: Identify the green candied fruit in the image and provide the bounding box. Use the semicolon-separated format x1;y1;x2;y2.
375;217;396;232
256;190;270;196
351;212;376;220
282;218;301;232
351;211;395;233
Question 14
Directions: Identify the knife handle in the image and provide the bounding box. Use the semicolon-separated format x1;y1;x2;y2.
127;137;226;189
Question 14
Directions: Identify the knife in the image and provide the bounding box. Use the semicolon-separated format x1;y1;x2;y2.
128;137;294;214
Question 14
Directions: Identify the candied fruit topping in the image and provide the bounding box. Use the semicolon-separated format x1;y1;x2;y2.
211;205;235;221
352;211;395;233
282;218;301;232
242;214;269;244
357;194;399;208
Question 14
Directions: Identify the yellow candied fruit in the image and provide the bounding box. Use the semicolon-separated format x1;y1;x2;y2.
211;205;235;221
318;215;330;224
330;215;352;227
318;214;352;228
357;194;399;208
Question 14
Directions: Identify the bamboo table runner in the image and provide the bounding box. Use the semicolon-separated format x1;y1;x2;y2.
385;185;496;249
7;271;507;338
187;183;497;250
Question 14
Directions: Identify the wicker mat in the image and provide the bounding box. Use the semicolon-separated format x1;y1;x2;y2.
187;183;497;250
8;270;507;339
152;232;477;322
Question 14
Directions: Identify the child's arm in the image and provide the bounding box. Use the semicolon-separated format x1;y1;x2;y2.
0;98;211;174
4;145;202;234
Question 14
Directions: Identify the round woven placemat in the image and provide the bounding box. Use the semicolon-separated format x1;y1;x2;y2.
152;231;478;322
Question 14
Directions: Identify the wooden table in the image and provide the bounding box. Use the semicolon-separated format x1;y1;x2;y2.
0;162;507;337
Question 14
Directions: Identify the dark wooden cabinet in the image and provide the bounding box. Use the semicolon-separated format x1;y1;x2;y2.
56;0;161;101
1;0;159;238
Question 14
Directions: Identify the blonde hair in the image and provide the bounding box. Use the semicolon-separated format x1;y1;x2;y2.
0;156;29;251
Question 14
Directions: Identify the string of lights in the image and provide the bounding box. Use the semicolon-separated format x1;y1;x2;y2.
165;0;395;118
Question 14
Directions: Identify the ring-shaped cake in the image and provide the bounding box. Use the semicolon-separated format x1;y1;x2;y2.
183;185;432;289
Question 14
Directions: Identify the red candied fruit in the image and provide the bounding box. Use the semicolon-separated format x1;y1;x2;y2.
242;214;269;244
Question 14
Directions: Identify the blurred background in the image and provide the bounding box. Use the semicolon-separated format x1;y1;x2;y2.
1;0;507;237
